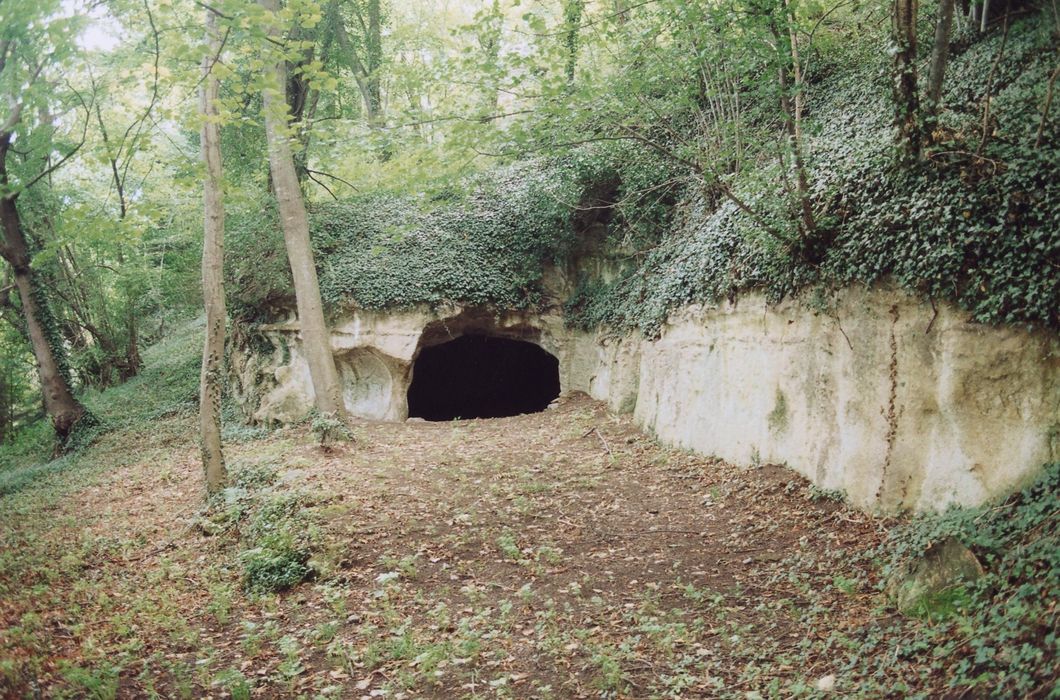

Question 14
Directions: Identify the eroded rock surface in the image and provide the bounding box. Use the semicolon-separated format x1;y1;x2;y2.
230;285;1060;512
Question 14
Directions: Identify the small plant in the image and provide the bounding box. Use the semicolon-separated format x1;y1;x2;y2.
205;581;235;624
239;531;311;594
58;662;120;700
213;668;252;700
496;531;522;561
238;494;315;594
832;575;857;595
309;410;353;449
590;644;629;695
808;485;846;503
231;460;279;490
276;636;306;682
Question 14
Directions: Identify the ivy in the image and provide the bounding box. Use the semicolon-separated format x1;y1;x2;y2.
227;148;648;322
568;14;1059;336
230;14;1058;338
864;462;1060;697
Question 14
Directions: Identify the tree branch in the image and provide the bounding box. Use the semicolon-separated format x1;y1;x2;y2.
305;170;337;200
5;85;93;198
304;168;358;193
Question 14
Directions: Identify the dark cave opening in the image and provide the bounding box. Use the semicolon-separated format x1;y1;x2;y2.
407;335;561;421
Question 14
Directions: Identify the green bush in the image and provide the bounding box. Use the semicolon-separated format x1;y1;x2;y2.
309;410;352;448
239;531;311;595
238;493;315;594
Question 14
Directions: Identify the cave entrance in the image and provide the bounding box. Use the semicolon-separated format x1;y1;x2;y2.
407;335;560;421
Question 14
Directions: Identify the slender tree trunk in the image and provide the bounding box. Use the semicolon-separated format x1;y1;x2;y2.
0;371;8;444
771;11;817;245
0;181;88;444
1035;64;1060;148
892;0;922;161
978;4;1010;154
332;11;378;124
94;101;143;382
123;311;141;380
479;0;503;112
366;0;383;119
260;0;347;420
0;267;28;340
562;0;585;86
923;0;956;144
200;8;227;495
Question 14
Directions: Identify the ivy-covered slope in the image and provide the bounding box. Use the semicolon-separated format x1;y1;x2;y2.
226;156;613;323
228;13;1058;334
566;13;1060;336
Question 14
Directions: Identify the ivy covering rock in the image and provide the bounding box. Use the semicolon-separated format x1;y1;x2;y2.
230;13;1058;338
566;15;1060;335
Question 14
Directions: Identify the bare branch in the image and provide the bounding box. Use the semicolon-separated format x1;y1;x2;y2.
305;170;338;200
1035;63;1060;149
304;168;358;193
184;25;230;107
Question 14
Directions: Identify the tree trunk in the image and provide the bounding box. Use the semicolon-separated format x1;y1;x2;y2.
199;8;228;495
94;98;143;384
785;13;815;240
892;0;921;161
366;0;383;120
923;0;956;144
123;310;142;381
771;10;817;248
562;0;585;86
479;0;503;112
260;0;348;420
0;181;88;445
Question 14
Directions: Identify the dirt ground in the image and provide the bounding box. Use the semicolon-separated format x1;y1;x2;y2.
0;393;891;699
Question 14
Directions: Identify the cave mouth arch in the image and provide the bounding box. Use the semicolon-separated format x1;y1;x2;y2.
407;335;560;421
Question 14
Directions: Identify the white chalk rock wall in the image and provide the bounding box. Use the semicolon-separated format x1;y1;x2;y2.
624;287;1059;512
230;285;1059;513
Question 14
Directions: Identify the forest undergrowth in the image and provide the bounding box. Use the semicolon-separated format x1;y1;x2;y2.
0;321;1056;699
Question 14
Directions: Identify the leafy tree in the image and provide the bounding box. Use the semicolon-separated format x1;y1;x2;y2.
259;0;348;420
0;0;94;447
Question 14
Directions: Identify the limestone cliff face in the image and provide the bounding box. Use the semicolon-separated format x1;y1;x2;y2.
230;285;1059;513
625;287;1059;512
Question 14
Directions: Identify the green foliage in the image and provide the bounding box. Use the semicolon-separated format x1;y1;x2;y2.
225;198;292;324
309;409;352;448
229;12;1058;341
857;462;1060;696
0;324;38;445
227;150;628;320
230;458;280;490
566;14;1060;335
239;532;311;595
80;318;203;429
0;451;76;499
57;661;120;700
818;19;1060;329
0;319;202;494
212;669;252;700
235;487;316;594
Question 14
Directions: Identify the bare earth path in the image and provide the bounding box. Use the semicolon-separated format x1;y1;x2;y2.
0;394;890;698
